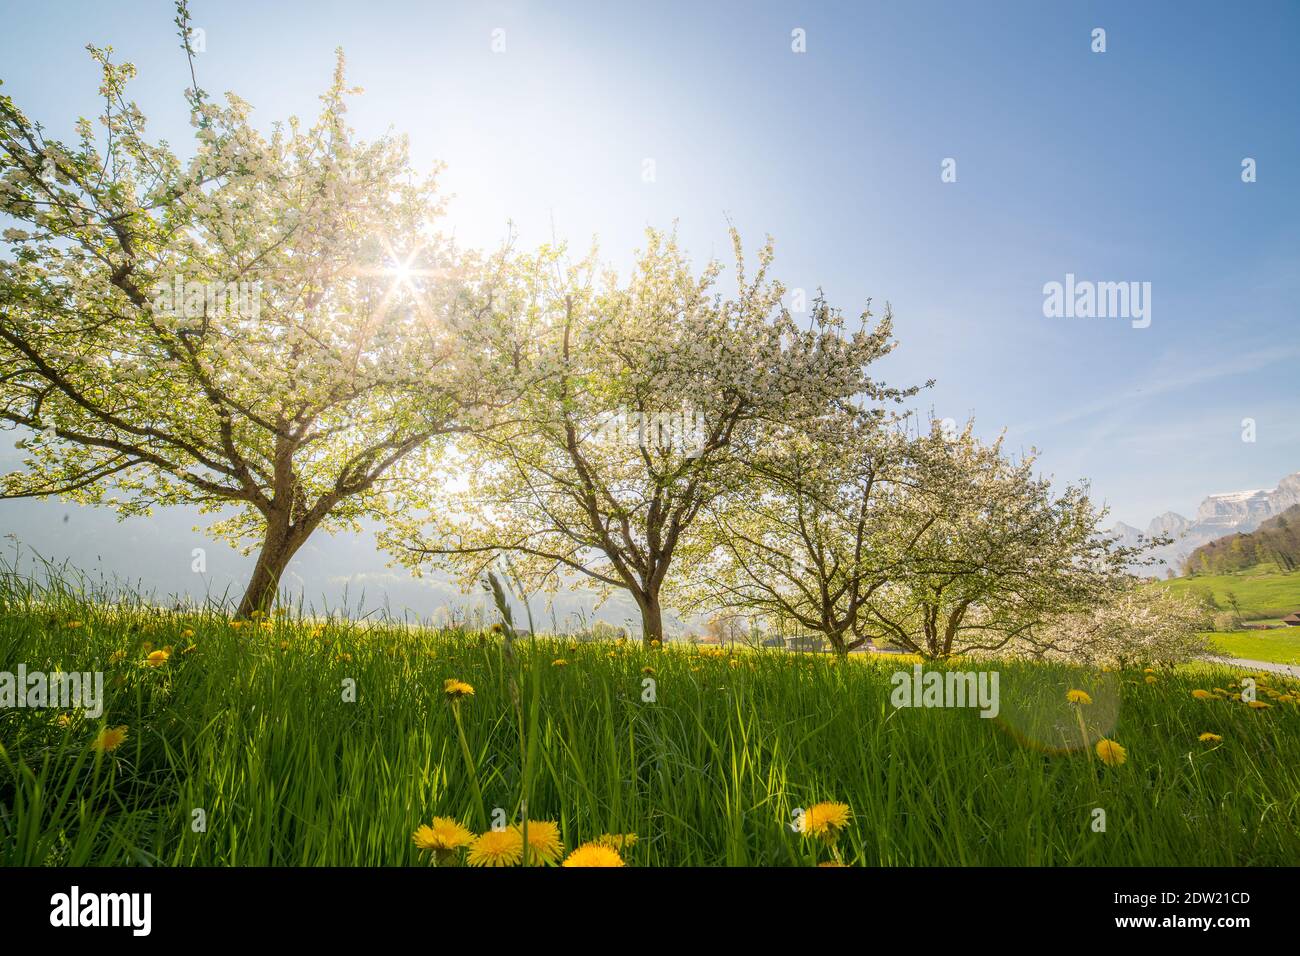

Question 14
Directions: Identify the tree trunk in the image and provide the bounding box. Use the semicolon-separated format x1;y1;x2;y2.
636;591;665;647
236;524;307;618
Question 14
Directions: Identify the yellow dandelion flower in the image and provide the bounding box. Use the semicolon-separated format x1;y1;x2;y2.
650;639;662;648
181;628;194;638
801;801;852;840
444;678;474;700
56;713;74;728
1248;700;1271;709
145;649;170;667
512;820;564;865
91;725;128;753
552;659;568;667
467;829;523;867
1095;739;1127;767
1191;689;1214;700
562;842;625;867
67;620;83;629
1066;689;1093;705
1198;732;1223;743
413;817;474;853
230;621;245;630
1144;675;1157;685
1143;667;1155;674
108;650;126;664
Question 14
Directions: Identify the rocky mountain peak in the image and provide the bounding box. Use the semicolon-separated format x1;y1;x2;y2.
1147;511;1192;537
1112;471;1300;575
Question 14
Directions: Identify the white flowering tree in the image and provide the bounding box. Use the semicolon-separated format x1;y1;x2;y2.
1020;585;1212;668
862;423;1146;659
689;411;928;657
0;41;506;616
388;230;912;645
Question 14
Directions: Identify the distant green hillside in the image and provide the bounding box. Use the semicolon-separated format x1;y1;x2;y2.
1155;568;1300;623
1183;504;1300;575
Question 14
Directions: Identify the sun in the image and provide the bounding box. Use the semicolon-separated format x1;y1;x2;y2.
388;248;419;284
351;236;445;325
356;235;436;290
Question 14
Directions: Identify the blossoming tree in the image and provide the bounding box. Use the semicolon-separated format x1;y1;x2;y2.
0;45;507;616
689;410;928;657
1019;585;1212;668
389;230;912;645
862;423;1149;659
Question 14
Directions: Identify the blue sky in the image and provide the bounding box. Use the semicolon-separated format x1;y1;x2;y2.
1;1;1297;610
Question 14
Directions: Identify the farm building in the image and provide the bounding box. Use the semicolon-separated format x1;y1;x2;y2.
1283;612;1300;627
785;635;827;653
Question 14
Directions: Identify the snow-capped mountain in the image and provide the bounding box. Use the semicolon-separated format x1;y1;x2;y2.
1113;471;1300;576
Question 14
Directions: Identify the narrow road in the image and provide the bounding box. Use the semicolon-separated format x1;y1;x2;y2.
1210;656;1300;678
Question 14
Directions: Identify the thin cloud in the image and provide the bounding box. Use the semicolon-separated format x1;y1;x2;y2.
1010;345;1300;436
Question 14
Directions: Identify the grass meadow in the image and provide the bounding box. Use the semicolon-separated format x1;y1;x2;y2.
2;569;1299;868
1209;631;1300;666
1158;568;1300;624
1155;568;1300;664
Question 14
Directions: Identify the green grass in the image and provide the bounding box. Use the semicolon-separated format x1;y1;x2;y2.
2;570;1299;866
1208;630;1300;666
1155;568;1300;621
